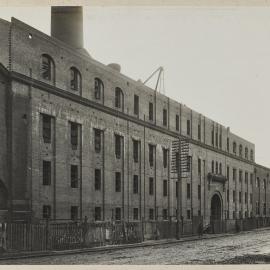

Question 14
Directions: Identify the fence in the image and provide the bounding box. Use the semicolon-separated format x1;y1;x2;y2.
1;217;270;252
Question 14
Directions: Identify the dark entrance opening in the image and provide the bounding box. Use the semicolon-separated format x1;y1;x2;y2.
211;194;222;221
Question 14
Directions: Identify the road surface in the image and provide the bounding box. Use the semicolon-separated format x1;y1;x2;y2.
2;228;270;264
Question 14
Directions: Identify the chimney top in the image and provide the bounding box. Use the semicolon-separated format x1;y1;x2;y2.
51;6;84;49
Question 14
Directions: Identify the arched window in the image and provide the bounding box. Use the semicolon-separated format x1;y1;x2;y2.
233;142;237;154
115;87;124;110
250;150;254;161
239;144;243;157
70;67;81;91
94;78;104;100
245;147;248;159
41;54;55;82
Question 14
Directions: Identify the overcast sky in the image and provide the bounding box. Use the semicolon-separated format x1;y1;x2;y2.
0;6;269;167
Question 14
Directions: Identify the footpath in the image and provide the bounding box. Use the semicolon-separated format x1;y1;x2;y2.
0;228;269;261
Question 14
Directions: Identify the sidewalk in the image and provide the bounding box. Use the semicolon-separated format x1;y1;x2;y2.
0;227;269;261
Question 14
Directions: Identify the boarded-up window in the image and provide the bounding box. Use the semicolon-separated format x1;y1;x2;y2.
42;114;51;143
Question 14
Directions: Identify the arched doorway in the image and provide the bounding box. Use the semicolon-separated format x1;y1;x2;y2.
211;194;222;220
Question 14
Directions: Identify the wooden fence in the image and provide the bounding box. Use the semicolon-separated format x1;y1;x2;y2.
1;217;270;252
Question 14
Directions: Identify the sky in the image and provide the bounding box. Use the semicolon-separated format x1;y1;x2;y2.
0;6;269;167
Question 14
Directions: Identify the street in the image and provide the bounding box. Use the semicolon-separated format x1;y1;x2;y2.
2;228;270;264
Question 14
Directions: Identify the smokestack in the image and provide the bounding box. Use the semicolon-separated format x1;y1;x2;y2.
51;6;83;49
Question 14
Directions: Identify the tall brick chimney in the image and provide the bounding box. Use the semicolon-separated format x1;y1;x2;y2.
51;6;83;49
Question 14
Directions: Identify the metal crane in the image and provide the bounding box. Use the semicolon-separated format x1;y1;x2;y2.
143;66;165;95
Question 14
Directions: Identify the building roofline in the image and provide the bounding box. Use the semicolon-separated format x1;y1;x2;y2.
255;163;270;172
8;17;255;147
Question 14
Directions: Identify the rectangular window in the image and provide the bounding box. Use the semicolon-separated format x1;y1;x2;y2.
42;114;51;143
198;124;201;140
71;165;78;188
211;128;214;145
256;177;260;188
187;156;191;172
134;94;139;115
187;120;190;135
245;192;247;204
133;140;139;163
71;206;78;221
239;170;242;183
227;138;230;152
149;102;154;121
176;114;180;131
149;208;154;220
133;208;139;220
94;129;102;153
149;144;154;167
43;160;51;186
95;207;101;221
162;209;168;220
115;172;121;192
245;172;248;184
198;185;201;200
227;190;229;201
239;211;242;219
43;205;51;219
176;181;179;197
250;193;253;204
227;166;230;180
219;133;222;148
233;168;236;181
215;131;218;147
149;177;154;195
133;175;139;194
163;180;168;197
187;209;191;219
198;158;201;174
95;169;101;191
250;173;253;185
263;203;266;215
115;207;121;220
187;183;191;199
239;192;242;203
233;190;236;202
163;109;167;126
70;122;78;148
211;161;214;173
163;148;168;168
115;134;122;159
239;171;243;183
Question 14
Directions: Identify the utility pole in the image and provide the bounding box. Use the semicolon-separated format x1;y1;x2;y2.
171;137;189;240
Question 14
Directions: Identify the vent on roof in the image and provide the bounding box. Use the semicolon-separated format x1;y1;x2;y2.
108;63;121;72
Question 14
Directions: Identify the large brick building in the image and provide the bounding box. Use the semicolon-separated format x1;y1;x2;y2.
0;6;269;223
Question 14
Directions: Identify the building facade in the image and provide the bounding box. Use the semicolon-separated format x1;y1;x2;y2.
0;7;269;223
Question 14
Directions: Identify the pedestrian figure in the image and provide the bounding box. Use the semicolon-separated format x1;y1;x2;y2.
198;221;203;238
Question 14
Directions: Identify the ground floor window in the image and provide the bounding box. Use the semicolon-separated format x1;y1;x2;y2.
43;205;51;219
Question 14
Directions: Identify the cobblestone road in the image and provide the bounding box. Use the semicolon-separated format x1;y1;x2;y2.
2;229;270;264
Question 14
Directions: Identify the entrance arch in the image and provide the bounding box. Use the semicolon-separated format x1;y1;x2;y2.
211;194;222;220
